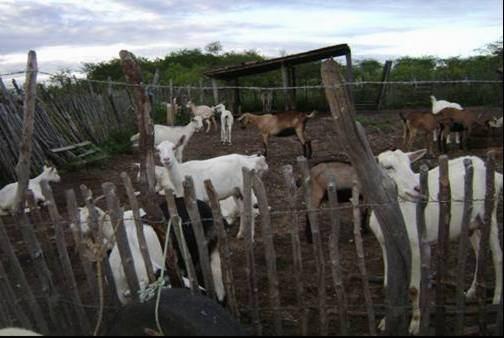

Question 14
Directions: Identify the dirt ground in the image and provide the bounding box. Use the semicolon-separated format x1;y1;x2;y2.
2;107;503;335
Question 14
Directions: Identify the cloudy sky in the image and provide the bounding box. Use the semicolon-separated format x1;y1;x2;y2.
0;0;502;81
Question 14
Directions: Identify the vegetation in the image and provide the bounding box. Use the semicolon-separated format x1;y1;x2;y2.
79;39;503;112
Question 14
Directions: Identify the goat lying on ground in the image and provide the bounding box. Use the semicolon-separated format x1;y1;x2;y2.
371;149;503;335
237;111;315;158
109;210;165;305
186;101;217;133
215;103;234;145
0;164;61;216
430;95;463;115
399;112;440;154
130;117;203;162
299;160;369;242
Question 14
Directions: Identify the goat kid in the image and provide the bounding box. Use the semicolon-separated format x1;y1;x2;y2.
186;101;217;133
215;103;234;145
0;164;61;216
371;149;503;335
237;111;315;158
130;117;203;162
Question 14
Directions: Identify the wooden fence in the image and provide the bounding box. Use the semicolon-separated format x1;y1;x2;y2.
0;152;502;336
0;77;135;182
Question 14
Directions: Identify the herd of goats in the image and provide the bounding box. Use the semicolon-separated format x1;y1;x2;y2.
0;95;503;335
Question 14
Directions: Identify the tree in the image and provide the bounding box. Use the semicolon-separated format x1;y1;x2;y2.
205;41;223;55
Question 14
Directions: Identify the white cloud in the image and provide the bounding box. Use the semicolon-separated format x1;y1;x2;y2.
0;0;502;77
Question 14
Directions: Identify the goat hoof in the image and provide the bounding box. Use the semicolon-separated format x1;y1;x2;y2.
409;319;420;335
378;318;386;332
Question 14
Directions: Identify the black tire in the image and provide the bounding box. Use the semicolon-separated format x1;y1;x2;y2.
106;289;246;336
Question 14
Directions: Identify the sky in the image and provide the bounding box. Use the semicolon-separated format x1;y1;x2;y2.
0;0;502;82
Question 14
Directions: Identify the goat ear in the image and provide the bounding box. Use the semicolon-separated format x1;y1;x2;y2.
407;149;427;163
174;135;186;150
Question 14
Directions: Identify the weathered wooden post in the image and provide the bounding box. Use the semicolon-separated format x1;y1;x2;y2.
352;182;377;336
435;156;451;336
321;59;411;335
281;165;308;336
477;151;496;335
14;50;37;212
417;165;432;336
298;156;328;336
119;50;156;195
327;177;349;336
455;159;473;335
212;79;219;105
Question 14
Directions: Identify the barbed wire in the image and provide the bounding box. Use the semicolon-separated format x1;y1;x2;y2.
1;69;502;90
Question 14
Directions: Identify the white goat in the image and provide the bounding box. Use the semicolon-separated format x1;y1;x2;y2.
370;149;503;335
130;117;203;162
0;165;61;216
430;95;463;115
109;209;165;305
219;192;260;239
70;206;115;250
157;138;268;238
215;103;234;145
186;101;217;133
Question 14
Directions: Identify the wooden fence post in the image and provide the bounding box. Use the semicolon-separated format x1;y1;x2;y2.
477;151;496;335
327;177;349;336
183;176;216;299
253;173;283;336
281;165;308;336
352;182;377;336
435;155;451;336
65;189;98;300
103;182;141;304
121;172;156;283
0;217;48;334
0;259;31;329
298;156;328;336
119;50;156;194
455;159;474;335
212;79;219;105
242;167;262;336
14;50;37;212
163;188;199;293
321;59;411;335
204;180;240;318
41;180;91;335
417;165;432;336
18;192;61;331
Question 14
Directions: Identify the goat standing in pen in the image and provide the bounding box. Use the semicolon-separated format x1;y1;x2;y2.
186;100;217;133
371;149;503;335
237;110;316;158
215;103;234;145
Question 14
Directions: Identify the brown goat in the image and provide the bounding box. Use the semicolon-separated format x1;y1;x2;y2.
238;111;315;158
435;107;482;151
400;112;440;154
297;160;369;242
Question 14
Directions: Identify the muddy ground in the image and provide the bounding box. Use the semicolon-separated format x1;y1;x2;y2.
1;107;503;335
